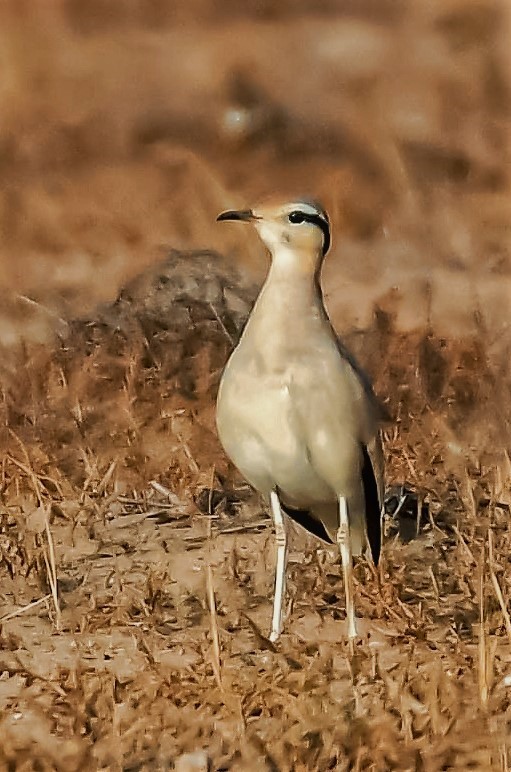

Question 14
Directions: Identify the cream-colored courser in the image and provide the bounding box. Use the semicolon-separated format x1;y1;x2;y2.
216;200;385;641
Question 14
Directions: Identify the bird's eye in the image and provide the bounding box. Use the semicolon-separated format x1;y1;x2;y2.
288;211;305;224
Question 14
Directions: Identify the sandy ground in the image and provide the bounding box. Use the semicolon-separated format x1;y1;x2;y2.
1;1;511;770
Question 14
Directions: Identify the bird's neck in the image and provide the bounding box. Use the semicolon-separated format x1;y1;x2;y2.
249;246;327;332
267;243;323;296
268;243;322;282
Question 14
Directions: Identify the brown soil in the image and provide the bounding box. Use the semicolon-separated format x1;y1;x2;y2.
1;2;511;770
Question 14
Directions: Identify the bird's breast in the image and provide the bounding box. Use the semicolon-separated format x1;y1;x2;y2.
216;355;361;503
217;364;299;456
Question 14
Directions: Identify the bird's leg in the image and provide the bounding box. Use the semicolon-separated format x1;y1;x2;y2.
269;490;288;642
337;496;357;639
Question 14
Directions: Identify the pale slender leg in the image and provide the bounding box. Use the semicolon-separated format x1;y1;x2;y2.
269;490;288;642
336;496;357;639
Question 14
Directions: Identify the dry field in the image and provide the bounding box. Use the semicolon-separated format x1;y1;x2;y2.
1;1;511;769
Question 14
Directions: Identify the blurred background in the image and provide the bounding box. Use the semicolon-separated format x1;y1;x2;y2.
1;0;510;344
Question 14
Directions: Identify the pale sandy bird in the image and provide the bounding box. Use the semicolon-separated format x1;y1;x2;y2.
216;200;385;641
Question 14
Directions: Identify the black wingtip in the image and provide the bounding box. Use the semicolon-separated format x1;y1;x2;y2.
362;445;382;565
280;501;334;544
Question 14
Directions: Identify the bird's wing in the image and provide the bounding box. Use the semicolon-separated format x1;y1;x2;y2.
335;337;392;424
362;435;384;564
365;432;385;509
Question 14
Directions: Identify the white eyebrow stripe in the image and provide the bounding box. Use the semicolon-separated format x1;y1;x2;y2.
289;202;323;218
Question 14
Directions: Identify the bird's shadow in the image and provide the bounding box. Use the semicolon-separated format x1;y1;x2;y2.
384;485;430;543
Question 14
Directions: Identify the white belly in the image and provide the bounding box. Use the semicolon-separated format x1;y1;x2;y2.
216;364;359;505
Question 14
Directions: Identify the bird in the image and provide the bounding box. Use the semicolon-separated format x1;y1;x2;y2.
215;199;385;642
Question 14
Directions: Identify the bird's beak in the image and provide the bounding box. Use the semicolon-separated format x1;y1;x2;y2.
216;209;256;222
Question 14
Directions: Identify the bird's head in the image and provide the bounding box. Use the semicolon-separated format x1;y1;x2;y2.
217;200;330;263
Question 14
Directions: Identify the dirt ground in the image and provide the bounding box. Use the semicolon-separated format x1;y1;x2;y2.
1;1;511;770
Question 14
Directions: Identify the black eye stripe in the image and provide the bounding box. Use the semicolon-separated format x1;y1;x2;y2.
307;214;330;255
287;210;330;255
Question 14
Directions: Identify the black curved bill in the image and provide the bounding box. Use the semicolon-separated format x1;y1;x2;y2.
216;209;255;222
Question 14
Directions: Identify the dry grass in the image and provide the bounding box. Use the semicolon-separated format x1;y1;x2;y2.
0;1;511;770
1;252;510;770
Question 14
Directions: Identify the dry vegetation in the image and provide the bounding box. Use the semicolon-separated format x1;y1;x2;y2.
1;1;511;769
